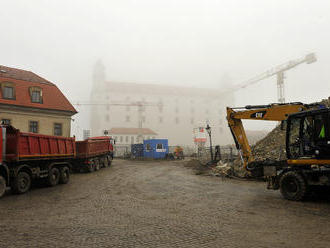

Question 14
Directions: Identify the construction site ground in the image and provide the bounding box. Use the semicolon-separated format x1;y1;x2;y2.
1;159;330;248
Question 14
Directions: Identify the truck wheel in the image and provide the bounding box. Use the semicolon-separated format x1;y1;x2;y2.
59;167;70;184
47;167;60;187
102;157;108;168
87;159;95;173
12;171;31;194
279;171;307;201
95;160;100;171
87;164;94;173
0;175;6;198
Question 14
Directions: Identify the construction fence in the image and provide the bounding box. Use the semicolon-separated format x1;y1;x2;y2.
198;146;239;164
113;144;238;162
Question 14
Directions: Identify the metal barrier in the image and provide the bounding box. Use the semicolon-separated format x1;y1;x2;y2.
113;145;131;158
198;146;238;163
114;144;238;162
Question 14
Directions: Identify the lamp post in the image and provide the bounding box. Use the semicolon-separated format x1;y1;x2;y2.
205;124;213;162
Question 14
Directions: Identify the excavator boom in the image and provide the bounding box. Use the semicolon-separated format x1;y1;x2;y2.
226;103;309;169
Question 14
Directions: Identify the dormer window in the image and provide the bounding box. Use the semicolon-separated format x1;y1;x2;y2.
29;87;43;103
1;82;15;100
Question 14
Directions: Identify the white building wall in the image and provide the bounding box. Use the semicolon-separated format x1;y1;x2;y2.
90;65;234;146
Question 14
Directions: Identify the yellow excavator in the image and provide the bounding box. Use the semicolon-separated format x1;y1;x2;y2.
227;102;330;200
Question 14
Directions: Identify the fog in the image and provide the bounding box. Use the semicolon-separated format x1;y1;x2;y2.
1;0;330;134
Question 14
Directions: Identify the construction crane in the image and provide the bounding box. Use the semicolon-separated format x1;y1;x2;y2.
74;101;161;142
229;53;317;103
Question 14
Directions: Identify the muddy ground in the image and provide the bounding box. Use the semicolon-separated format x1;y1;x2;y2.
1;159;330;248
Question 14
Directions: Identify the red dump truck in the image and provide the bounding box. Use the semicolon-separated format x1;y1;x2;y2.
0;125;114;198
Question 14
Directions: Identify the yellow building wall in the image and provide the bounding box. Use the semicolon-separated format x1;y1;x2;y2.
0;108;72;137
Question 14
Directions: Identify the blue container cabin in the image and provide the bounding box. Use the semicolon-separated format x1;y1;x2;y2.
143;139;168;159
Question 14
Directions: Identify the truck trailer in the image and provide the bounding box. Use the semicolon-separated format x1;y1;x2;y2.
0;125;114;198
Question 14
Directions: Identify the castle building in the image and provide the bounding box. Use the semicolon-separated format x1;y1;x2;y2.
90;61;234;146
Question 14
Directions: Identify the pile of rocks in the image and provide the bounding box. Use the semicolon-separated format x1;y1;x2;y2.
252;124;286;161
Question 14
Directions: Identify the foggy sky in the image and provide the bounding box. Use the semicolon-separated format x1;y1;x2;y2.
1;0;330;133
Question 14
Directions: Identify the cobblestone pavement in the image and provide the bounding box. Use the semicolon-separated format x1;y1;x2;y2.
1;160;330;248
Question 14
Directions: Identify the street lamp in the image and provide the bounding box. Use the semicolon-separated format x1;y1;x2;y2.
205;124;213;162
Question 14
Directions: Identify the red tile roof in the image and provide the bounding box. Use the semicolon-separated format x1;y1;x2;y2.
0;65;53;85
0;65;77;114
108;128;157;135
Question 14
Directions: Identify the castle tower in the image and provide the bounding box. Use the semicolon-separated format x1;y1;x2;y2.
90;60;106;136
92;59;106;93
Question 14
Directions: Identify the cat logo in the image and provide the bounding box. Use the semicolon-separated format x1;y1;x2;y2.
250;111;266;119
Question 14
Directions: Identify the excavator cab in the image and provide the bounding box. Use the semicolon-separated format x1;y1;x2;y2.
286;108;330;159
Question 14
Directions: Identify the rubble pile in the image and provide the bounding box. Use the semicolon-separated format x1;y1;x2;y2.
252;125;286;161
210;161;233;177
